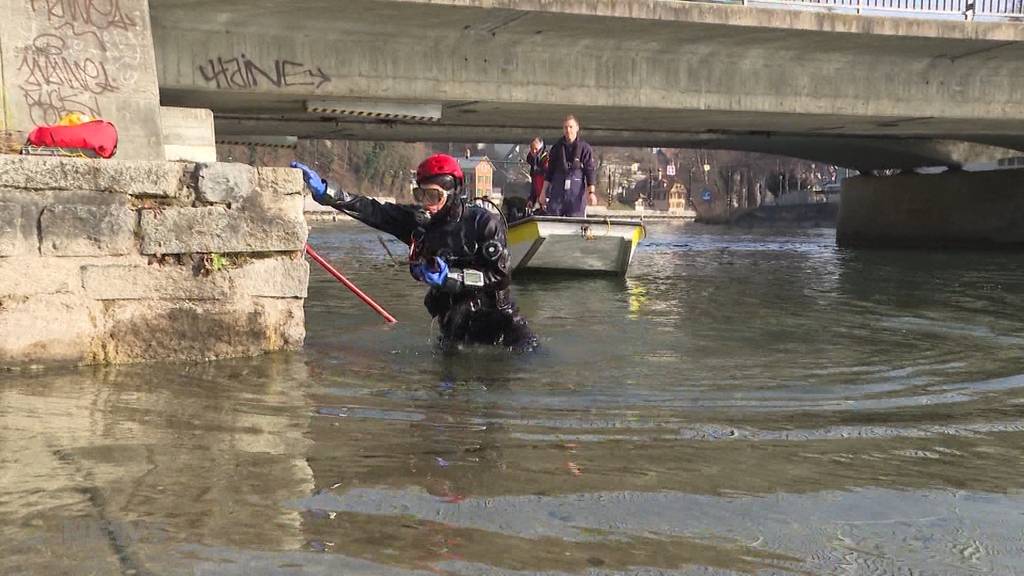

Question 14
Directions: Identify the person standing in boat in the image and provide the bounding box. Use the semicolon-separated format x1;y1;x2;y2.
538;115;598;217
525;137;549;213
291;154;538;353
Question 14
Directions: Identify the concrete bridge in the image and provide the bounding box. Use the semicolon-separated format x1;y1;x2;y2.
2;0;1024;248
147;0;1024;171
2;0;1023;169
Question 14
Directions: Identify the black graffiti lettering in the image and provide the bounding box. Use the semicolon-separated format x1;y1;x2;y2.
280;60;312;87
22;85;103;126
30;0;138;32
308;67;331;89
12;2;141;128
79;59;117;93
225;57;246;90
16;33;116;125
198;57;246;90
244;56;282;89
17;35;118;96
30;0;138;51
29;33;65;57
197;53;332;90
198;57;228;89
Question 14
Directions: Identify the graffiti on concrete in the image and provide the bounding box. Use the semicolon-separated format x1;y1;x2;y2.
198;54;332;90
16;34;115;125
13;0;149;127
29;0;139;52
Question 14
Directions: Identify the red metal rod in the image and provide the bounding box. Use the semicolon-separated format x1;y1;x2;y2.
305;244;398;324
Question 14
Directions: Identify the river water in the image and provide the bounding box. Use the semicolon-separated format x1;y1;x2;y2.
5;221;1024;575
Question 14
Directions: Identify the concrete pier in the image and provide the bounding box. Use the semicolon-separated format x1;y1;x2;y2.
838;170;1024;248
161;106;217;162
0;0;165;160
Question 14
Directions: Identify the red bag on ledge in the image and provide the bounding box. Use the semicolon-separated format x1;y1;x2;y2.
27;120;118;159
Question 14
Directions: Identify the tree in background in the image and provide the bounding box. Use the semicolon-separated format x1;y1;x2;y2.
219;139;834;212
218;139;431;204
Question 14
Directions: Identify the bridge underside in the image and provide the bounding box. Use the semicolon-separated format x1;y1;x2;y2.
151;0;1024;170
199;101;1019;172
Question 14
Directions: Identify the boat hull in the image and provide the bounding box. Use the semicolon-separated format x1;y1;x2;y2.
506;216;645;275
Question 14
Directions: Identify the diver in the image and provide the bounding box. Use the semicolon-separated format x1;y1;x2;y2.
291;155;538;353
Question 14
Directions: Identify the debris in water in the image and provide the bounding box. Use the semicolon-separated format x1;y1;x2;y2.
308;540;335;552
315;407;349;418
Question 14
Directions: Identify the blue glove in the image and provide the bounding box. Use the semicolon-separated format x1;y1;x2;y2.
410;257;449;287
290;161;327;202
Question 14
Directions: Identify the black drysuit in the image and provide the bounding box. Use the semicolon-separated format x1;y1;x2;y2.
320;186;537;352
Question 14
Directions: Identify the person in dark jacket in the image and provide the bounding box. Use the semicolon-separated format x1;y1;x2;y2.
539;115;598;217
291;155;537;353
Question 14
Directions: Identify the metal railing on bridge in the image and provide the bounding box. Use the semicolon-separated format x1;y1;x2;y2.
718;0;1024;20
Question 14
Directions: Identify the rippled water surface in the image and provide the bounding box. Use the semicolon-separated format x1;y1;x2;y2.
6;221;1024;575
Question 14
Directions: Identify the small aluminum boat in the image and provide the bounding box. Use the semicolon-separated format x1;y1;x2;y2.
506;216;646;275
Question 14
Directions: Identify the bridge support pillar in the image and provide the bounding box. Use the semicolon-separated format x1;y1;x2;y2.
161;106;216;162
837;170;1024;248
0;0;164;160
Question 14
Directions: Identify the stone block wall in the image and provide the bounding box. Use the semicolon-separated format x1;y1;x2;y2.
0;155;309;368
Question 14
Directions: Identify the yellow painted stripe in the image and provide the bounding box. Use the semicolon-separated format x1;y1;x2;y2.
631;225;644;248
507;221;540;247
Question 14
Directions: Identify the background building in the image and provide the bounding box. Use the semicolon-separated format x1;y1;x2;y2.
459;156;495;199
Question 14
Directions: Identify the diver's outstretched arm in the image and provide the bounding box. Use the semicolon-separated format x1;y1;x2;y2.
292;161;418;244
